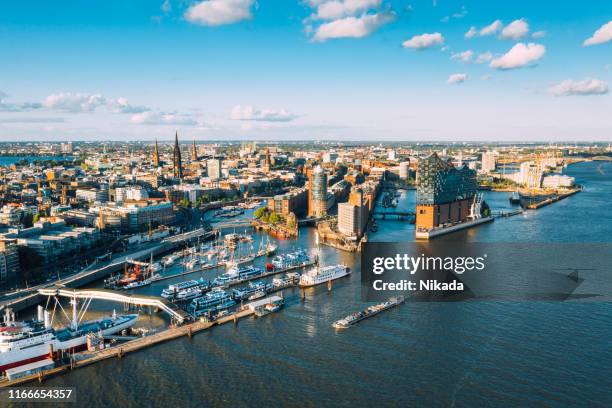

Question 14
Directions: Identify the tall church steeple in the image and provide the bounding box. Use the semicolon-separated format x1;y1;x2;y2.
152;138;160;167
191;137;198;161
173;131;183;179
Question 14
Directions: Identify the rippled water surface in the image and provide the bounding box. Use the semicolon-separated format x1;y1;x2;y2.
26;161;612;408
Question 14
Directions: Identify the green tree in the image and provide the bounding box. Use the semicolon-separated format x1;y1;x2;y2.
254;207;267;219
269;212;280;224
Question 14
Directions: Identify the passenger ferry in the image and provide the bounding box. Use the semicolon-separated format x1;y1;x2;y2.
213;265;263;286
161;278;207;299
299;264;351;287
188;289;236;315
0;308;137;374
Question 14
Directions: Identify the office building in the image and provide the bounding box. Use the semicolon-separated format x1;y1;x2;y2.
308;165;327;217
207;159;222;180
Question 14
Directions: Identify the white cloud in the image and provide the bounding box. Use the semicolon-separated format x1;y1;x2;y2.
490;43;546;70
549;78;609;96
402;32;444;50
475;51;493;64
583;21;612;46
313;12;395;41
500;18;529;40
447;73;468;85
42;93;107;112
464;26;477;39
111;97;150;114
184;0;254;26
130;111;198;125
41;92;149;114
313;0;381;20
230;105;297;122
451;50;474;63
480;20;502;36
532;30;546;39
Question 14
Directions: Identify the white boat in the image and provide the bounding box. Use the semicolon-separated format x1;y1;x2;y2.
162;253;181;267
247;290;266;301
161;279;206;299
185;258;200;269
299;264;350;288
123;273;162;289
0;308;137;375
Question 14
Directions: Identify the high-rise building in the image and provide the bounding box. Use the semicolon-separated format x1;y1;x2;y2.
207;158;222;180
337;202;360;237
481;151;497;173
60;142;73;154
518;162;542;188
173;132;183;179
338;186;370;238
399;161;410;180
415;153;478;231
308;165;327;217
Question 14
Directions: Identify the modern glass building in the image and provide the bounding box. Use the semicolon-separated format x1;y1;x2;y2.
308;165;328;217
416;153;478;231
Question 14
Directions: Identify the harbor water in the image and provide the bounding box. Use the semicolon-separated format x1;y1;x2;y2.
24;161;612;407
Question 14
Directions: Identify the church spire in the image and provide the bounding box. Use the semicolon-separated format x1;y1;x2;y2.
152;138;160;167
191;137;198;161
173;131;183;179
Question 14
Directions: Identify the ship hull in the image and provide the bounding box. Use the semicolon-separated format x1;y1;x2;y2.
0;315;137;373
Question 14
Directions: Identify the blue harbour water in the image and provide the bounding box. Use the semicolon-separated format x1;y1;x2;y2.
28;161;612;407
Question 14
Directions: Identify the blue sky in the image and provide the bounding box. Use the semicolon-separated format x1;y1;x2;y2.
0;0;611;141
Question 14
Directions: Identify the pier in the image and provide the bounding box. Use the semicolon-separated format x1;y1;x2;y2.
0;302;262;387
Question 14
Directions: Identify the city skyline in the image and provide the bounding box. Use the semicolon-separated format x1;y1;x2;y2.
0;0;611;141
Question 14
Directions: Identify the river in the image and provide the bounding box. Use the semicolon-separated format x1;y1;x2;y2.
23;161;612;408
